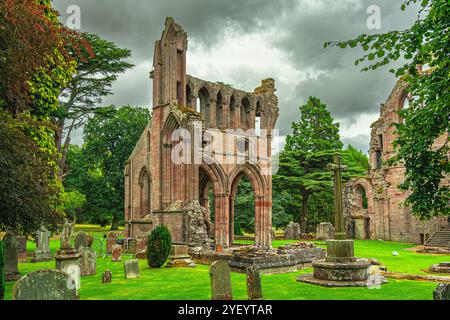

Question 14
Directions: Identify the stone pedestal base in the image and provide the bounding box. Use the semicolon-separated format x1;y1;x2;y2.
167;245;196;268
55;249;81;291
32;249;52;263
297;239;376;287
429;262;450;274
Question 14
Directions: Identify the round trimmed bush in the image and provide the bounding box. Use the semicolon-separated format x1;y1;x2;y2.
147;225;172;268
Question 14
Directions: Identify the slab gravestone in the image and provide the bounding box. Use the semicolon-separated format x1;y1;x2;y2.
4;233;20;281
79;247;96;276
34;226;52;262
106;232;118;254
167;244;196;268
246;266;263;300
17;237;27;262
124;259;140;279
209;260;232;300
74;231;93;251
111;244;122;262
12;269;78;300
284;221;300;240
434;284;450;300
102;270;112;283
316;222;334;240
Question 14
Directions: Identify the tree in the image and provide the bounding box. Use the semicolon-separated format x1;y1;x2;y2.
275;97;343;232
57;33;134;177
0;113;63;235
80;106;151;229
326;0;449;219
346;144;369;170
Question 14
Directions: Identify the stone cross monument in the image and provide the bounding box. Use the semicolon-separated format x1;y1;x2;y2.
297;153;371;287
326;153;348;240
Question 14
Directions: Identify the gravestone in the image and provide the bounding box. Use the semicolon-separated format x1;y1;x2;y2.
167;244;196;267
209;260;232;300
34;226;52;262
246;266;263;300
12;270;78;300
434;284;450;300
17;237;27;262
111;244;122;262
124;259;140;279
284;221;301;240
316;222;334;240
55;220;81;292
74;231;93;251
102;270;112;283
79;247;96;276
106;232;118;254
4;233;20;281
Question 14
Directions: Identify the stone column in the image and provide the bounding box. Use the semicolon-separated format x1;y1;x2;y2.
214;194;230;251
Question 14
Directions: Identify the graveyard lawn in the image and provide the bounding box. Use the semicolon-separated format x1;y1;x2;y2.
3;239;449;300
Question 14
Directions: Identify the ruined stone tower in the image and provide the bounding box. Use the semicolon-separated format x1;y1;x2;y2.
124;18;279;250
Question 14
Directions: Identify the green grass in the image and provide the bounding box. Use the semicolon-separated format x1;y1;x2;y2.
235;239;450;275
3;235;449;300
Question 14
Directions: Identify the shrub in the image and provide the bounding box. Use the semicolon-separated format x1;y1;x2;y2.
0;240;5;300
147;225;172;268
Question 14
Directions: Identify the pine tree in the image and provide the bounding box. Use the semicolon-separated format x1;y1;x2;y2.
275;97;342;232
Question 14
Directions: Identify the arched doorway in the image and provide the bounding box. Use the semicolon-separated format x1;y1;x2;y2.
230;175;255;245
228;164;270;248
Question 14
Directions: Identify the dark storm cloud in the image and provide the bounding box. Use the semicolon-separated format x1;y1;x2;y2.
53;0;420;151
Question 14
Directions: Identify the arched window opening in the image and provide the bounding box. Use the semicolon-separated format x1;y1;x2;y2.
241;97;250;131
216;92;223;129
355;185;368;210
255;101;262;137
139;169;151;218
229;94;236;128
198;87;211;126
186;84;192;108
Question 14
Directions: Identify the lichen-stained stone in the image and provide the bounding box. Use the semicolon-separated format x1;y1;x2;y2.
209;260;232;300
74;231;93;251
124;259;140;279
102;270;112;283
79;247;96;276
434;284;450;300
246;266;263;300
4;233;20;281
111;245;122;262
12;270;78;300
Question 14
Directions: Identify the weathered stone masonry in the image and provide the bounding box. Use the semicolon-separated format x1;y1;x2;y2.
343;78;448;243
124;18;279;250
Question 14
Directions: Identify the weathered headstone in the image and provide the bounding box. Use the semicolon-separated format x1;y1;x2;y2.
102;270;112;283
246;266;263;300
284;221;301;240
209;260;232;300
74;231;93;251
4;233;20;281
316;222;334;240
124;259;140;279
167;244;196;268
79;247;96;276
106;232;118;254
12;270;78;300
16;237;27;262
34;226;52;262
111;244;122;262
434;284;450;300
55;220;81;291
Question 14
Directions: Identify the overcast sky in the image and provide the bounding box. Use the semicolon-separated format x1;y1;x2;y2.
53;0;419;153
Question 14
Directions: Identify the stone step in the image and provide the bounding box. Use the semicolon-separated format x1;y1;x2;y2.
425;228;450;248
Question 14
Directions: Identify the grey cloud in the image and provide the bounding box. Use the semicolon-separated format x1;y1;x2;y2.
342;134;371;154
53;0;420;152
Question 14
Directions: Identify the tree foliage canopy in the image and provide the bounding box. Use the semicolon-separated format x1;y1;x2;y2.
327;0;449;219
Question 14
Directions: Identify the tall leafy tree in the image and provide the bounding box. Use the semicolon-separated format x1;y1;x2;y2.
57;33;134;176
72;106;151;229
326;0;449;219
275;97;343;232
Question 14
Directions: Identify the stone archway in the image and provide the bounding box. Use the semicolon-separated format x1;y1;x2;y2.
351;178;375;239
227;164;271;248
